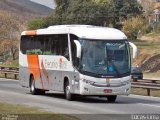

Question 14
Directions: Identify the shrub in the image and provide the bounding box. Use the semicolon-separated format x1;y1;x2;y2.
27;18;44;30
122;16;145;40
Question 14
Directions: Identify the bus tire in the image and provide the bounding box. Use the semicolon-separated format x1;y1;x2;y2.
107;95;117;103
30;76;39;95
64;81;74;101
39;90;46;95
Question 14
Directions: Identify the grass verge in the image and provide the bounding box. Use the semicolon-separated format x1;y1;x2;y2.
144;72;160;78
0;59;18;67
0;102;78;120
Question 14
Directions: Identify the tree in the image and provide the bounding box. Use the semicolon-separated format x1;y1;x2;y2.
92;0;110;3
27;18;44;30
0;11;21;60
122;16;145;40
140;0;155;14
109;0;143;29
28;0;143;30
63;0;110;26
40;0;110;27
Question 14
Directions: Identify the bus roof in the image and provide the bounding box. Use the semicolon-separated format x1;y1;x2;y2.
21;25;127;40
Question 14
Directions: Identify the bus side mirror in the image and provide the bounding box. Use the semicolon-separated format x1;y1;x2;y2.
74;40;82;58
129;42;137;59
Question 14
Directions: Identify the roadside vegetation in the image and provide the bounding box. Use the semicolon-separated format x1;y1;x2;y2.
28;0;143;30
0;11;21;61
132;31;160;77
0;0;51;64
0;102;78;120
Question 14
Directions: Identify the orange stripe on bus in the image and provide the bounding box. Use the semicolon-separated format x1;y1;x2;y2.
27;55;40;81
25;30;37;35
27;55;44;89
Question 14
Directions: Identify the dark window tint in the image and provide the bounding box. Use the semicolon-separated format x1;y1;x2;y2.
20;35;44;55
70;34;79;68
20;34;69;60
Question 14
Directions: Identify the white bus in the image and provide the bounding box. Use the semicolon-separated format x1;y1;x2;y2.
19;25;137;102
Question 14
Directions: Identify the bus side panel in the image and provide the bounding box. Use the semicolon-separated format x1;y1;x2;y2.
61;71;80;94
37;55;59;91
19;54;79;93
19;52;30;88
37;55;76;92
19;66;30;88
37;70;78;92
39;70;61;91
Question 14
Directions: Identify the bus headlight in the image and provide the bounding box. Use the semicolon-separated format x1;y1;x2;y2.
82;79;95;85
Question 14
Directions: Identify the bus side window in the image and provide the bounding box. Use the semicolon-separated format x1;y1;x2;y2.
20;36;27;54
49;35;56;55
57;34;69;60
34;36;43;55
20;35;36;55
43;36;52;55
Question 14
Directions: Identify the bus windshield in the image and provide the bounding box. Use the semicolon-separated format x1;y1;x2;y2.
79;39;131;78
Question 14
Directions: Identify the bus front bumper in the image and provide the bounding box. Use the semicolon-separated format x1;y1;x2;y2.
79;81;131;96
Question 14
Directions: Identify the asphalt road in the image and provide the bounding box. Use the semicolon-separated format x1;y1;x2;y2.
0;78;160;120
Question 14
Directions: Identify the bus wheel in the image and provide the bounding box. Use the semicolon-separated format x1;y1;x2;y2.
30;76;38;95
64;81;74;101
107;95;117;103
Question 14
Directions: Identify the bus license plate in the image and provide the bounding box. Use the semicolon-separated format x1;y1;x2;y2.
104;89;112;93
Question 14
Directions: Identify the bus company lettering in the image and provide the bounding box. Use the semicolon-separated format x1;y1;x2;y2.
44;59;67;69
44;59;58;69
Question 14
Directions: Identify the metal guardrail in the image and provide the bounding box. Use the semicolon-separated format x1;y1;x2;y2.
0;66;19;79
132;79;160;96
0;66;160;96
